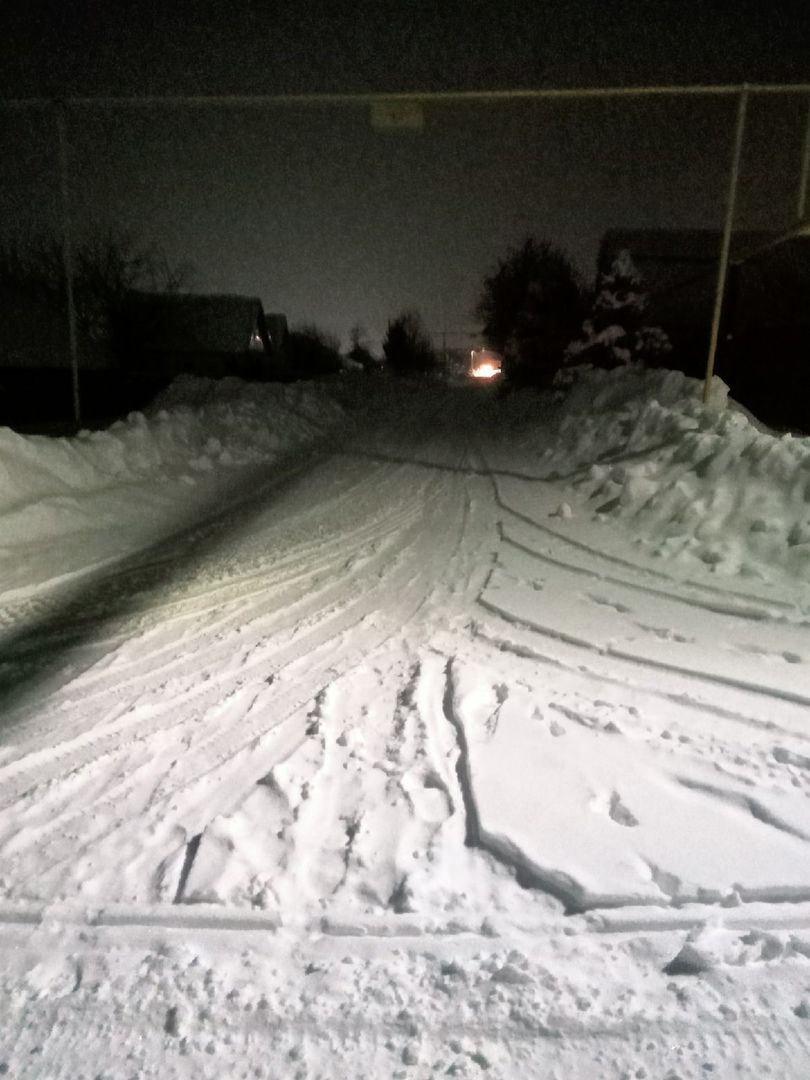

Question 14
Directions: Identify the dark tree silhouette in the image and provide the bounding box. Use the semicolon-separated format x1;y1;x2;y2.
382;310;437;376
476;237;585;386
347;323;379;371
288;324;343;377
0;227;193;352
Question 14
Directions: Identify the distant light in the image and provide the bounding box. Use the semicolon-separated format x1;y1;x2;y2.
471;361;499;379
469;349;502;379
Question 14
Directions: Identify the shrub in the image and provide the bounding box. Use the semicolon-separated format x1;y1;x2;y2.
346;323;380;372
382;310;437;376
287;324;343;378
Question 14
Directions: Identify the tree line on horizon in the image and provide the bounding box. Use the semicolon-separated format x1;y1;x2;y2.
0;228;670;388
381;236;670;383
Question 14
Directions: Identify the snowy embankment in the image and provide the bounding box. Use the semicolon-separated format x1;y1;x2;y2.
496;365;810;584
0;376;346;595
4;367;810;1079
5;365;810;594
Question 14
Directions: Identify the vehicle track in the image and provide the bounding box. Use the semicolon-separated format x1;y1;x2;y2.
0;455;471;904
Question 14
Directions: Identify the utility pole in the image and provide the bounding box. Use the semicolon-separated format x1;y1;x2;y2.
56;103;81;428
703;87;749;405
797;95;810;223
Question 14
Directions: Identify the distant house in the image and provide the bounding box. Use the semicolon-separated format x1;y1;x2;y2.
0;286;293;425
598;228;810;429
116;291;291;381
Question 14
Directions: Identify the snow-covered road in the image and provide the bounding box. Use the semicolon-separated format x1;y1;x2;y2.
3;371;810;1078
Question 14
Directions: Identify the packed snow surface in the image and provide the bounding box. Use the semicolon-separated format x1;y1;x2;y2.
2;365;810;1078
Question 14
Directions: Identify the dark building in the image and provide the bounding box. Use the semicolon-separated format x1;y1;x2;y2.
116;291;291;382
599;229;810;430
0;287;292;427
0;283;111;427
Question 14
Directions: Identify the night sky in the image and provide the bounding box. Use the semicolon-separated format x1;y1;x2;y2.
2;1;808;348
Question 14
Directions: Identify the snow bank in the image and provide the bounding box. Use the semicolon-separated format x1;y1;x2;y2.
0;376;346;593
504;365;810;582
3;363;810;593
1;376;344;510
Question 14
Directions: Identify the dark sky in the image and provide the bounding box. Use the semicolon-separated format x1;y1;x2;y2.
2;2;808;348
3;1;808;98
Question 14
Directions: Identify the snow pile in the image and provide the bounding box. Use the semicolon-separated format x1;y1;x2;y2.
0;375;346;593
508;365;810;581
2;376;344;509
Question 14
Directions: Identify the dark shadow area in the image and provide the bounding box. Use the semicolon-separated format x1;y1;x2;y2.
0;370;174;433
0;444;327;738
173;832;203;904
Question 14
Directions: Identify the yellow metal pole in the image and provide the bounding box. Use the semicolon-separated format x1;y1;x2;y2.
5;82;810;111
797;95;810;223
703;87;749;405
55;104;81;428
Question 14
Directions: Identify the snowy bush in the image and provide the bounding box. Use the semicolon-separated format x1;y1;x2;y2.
566;249;671;369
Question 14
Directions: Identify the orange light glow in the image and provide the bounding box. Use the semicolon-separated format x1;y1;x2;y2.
471;361;499;379
469;349;502;379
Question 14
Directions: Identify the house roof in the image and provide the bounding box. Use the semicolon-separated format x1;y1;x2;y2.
598;228;810;330
597;228;776;291
122;291;266;354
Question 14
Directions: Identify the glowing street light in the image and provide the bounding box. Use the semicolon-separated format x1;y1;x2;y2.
469;349;502;379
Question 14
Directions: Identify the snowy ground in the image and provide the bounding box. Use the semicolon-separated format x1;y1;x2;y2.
2;367;810;1078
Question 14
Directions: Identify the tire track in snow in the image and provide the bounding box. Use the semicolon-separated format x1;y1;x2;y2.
0;461;435;755
466;608;804;737
9;499;417;725
0;464;469;903
0;458;416;711
0;495;439;815
477;592;810;711
467;454;810;738
489;469;805;618
498;520;795;626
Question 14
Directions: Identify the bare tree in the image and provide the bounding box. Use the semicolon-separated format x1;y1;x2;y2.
0;227;194;348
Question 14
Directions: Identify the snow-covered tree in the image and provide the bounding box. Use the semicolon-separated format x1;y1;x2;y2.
565;249;671;369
